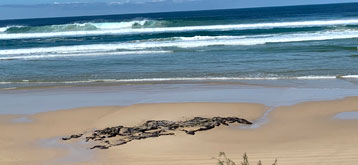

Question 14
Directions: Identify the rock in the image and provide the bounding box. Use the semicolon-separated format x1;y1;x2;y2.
184;130;196;135
113;140;128;146
90;145;109;150
63;116;252;149
85;136;94;142
62;134;83;140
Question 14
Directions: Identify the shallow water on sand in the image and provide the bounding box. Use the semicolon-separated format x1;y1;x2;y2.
1;79;358;114
335;112;358;120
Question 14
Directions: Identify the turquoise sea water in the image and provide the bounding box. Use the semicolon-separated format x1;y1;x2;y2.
1;3;358;89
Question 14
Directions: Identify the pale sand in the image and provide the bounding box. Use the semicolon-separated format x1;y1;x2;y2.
1;98;358;164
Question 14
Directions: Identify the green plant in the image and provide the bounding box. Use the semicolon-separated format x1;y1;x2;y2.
272;158;278;165
214;152;277;165
241;153;249;165
215;152;237;165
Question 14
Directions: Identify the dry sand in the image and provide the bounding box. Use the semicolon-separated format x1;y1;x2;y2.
1;98;358;165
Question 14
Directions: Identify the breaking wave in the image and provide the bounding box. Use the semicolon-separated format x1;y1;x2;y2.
1;29;357;58
1;18;358;39
0;19;165;34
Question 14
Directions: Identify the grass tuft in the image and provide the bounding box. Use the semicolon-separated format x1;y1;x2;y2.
214;152;277;165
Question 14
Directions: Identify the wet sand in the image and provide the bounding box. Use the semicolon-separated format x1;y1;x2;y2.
1;97;358;164
2;81;358;114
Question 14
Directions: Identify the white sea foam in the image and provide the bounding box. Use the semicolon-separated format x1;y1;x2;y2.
108;76;358;81
296;76;337;79
175;36;247;41
1;29;358;56
1;75;358;85
105;77;282;82
339;75;358;79
0;51;170;60
0;26;25;33
92;20;148;29
0;77;273;84
0;20;153;37
1;19;358;39
0;27;8;33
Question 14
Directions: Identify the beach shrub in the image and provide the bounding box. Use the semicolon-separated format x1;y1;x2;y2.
214;152;277;165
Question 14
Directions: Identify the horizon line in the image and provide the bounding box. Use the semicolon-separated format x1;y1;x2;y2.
0;2;357;21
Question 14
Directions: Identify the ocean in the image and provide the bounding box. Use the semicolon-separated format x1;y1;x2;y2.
1;3;358;89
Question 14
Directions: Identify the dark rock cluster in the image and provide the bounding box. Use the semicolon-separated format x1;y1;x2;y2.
61;134;83;140
62;117;252;149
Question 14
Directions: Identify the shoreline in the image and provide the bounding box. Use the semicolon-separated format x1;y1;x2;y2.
1;82;358;114
1;97;358;164
1;77;358;91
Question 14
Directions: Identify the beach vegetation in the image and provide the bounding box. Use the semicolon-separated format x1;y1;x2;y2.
214;152;277;165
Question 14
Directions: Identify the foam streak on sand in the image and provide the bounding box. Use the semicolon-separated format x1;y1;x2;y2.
1;75;358;86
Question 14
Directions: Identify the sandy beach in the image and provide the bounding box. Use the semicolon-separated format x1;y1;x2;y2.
2;2;358;165
1;97;358;165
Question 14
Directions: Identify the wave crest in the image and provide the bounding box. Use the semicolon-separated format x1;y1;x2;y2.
1;18;358;39
1;29;358;57
1;19;165;34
